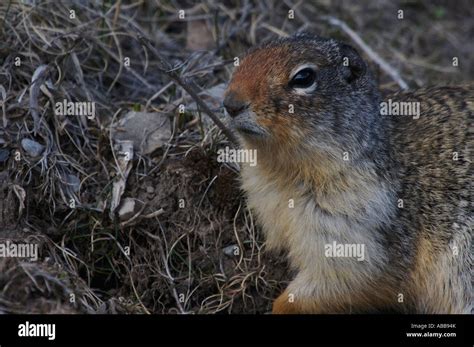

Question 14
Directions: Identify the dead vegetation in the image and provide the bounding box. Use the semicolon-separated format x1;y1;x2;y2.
0;0;472;314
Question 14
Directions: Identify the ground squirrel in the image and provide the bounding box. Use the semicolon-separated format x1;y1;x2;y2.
223;33;472;314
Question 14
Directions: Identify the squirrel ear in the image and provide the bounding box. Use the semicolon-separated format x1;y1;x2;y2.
340;43;366;84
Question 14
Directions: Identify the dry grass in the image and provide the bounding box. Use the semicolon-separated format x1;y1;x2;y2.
0;0;472;314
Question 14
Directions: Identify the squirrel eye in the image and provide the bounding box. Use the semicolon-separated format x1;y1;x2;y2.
289;67;316;89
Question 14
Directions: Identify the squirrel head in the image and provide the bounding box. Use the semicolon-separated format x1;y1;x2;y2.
224;33;382;164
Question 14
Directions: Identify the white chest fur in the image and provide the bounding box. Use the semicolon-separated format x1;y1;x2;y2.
241;164;395;300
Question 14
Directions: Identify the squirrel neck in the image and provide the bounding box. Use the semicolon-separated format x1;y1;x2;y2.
245;139;393;193
239;114;398;224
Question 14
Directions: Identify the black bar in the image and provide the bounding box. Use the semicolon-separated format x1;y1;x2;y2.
0;314;471;345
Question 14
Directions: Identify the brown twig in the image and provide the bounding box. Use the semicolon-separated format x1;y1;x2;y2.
137;35;238;145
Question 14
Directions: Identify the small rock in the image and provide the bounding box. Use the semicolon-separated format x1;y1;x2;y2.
146;186;155;194
0;148;9;163
118;198;136;221
112;112;172;155
21;138;44;157
223;244;239;257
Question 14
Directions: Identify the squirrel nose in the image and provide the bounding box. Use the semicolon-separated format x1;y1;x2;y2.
223;93;248;118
